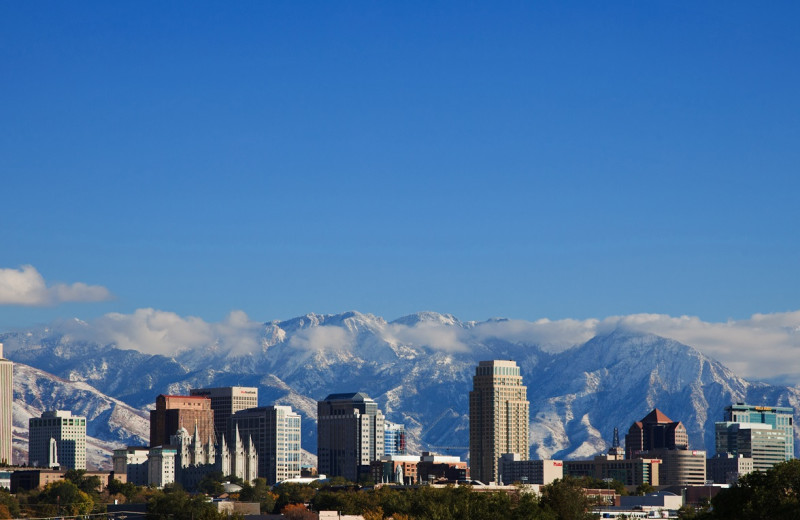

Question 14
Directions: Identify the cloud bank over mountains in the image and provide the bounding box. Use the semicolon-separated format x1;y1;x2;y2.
0;265;112;306
37;307;800;385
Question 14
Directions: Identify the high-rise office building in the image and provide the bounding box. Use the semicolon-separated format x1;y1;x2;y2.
317;392;385;482
625;409;688;459
149;395;215;447
722;403;794;461
384;421;406;457
0;344;12;464
28;410;87;470
715;422;787;472
469;360;530;484
189;386;258;441
229;405;302;484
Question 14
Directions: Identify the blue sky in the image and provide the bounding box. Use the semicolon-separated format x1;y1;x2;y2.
1;1;799;329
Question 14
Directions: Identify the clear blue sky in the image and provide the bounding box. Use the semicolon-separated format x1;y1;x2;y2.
1;1;799;329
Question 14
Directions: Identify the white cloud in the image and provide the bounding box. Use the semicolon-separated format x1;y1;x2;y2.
0;265;112;306
288;326;353;352
36;306;800;383
64;308;263;357
386;321;470;352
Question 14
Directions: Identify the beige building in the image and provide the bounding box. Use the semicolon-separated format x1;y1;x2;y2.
500;453;563;485
564;453;661;487
469;360;529;484
0;344;12;465
189;386;258;440
646;448;706;486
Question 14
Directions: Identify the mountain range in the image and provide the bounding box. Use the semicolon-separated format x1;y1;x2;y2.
2;311;798;469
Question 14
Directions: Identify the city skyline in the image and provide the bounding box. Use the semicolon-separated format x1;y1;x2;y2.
2;2;799;340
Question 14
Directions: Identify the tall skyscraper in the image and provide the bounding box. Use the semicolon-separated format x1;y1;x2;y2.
149;395;215;447
229;405;302;484
28;410;87;470
722;403;794;461
624;409;688;459
189;386;259;441
0;343;12;464
469;360;529;484
317;392;385;482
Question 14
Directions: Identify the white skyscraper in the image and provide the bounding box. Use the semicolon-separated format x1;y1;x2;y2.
29;410;87;470
0;344;12;464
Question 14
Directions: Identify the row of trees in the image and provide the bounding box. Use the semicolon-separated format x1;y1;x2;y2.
3;460;799;520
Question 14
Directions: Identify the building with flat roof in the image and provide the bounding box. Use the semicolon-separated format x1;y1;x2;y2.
469;360;529;484
500;453;563;485
564;453;660;487
625;409;688;459
29;410;87;470
707;452;753;484
384;421;406;457
147;446;177;488
189;386;258;441
317;392;385;482
112;446;150;486
0;344;12;465
645;448;706;486
715;422;787;472
149;394;215;447
721;402;794;462
229;405;301;484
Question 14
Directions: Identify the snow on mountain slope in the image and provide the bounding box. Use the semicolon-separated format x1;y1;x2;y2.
2;311;799;466
12;362;150;468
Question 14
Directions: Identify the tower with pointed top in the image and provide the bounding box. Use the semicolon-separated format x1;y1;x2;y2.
625;408;689;459
469;360;529;484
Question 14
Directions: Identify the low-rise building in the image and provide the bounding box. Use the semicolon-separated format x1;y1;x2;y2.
564;453;660;487
646;448;706;487
148;446;177;488
707;453;753;484
113;446;150;486
499;453;563;485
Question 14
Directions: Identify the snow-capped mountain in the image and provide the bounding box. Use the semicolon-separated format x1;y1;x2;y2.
2;310;799;467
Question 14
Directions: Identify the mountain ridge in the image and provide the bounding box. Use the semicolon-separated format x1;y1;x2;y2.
2;311;798;467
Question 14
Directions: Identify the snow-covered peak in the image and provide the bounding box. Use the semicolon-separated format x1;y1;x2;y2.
390;311;463;327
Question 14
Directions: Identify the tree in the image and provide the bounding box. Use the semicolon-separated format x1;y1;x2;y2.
147;486;226;520
709;459;800;519
634;483;655;496
34;481;94;516
540;477;594;520
274;483;316;513
238;478;277;513
0;489;20;519
196;471;226;495
281;503;318;520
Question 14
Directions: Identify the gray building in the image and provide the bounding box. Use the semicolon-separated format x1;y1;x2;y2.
707;452;753;484
228;405;301;484
499;453;563;485
317;392;385;482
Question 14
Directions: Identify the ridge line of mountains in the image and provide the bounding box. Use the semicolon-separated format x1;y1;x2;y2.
2;310;798;470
